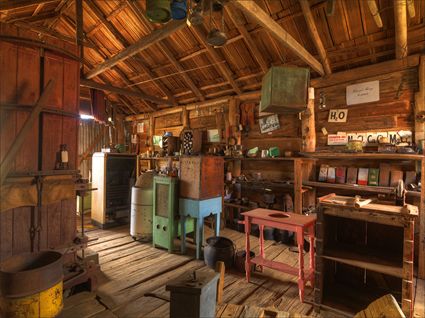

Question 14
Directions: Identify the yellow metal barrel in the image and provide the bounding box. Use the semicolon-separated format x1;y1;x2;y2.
0;251;63;318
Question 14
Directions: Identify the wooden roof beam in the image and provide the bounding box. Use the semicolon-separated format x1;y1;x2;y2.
225;5;269;73
394;0;408;59
126;0;205;102
191;26;242;94
367;0;383;28
77;2;175;105
85;19;186;79
231;0;324;76
80;79;171;107
299;0;332;75
0;0;57;11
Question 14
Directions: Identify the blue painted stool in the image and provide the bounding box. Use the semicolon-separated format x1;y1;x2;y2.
179;196;222;259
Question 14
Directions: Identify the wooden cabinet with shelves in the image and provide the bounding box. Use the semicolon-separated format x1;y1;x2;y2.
315;195;418;317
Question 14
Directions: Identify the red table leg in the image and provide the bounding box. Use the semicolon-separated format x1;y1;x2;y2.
259;225;265;272
296;227;305;302
309;224;315;289
244;216;251;282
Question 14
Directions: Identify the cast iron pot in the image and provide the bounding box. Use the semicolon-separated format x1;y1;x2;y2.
204;236;235;269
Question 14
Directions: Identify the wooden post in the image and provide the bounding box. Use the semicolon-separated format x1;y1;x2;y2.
416;56;425;278
394;0;408;59
301;87;316;153
0;80;55;185
149;114;155;152
294;159;303;214
181;106;189;129
215;261;225;304
75;0;83;75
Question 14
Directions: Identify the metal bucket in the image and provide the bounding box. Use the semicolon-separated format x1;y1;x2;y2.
0;251;63;317
146;0;171;23
130;187;153;240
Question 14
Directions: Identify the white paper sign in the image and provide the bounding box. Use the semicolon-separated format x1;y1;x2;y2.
328;109;348;122
346;80;379;105
327;133;348;145
346;130;412;145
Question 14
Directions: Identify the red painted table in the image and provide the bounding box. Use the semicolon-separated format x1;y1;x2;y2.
241;208;316;302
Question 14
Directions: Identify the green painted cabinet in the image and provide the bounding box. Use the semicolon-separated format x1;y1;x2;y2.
152;176;194;252
260;66;310;114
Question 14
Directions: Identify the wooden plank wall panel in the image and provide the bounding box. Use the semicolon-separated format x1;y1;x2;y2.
0;24;79;261
314;68;418;148
15;46;40;172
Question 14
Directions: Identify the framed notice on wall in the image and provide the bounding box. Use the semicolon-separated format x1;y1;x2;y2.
346;80;379;105
259;114;280;134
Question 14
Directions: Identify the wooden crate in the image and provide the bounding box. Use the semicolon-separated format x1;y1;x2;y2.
260;66;309;114
179;156;224;200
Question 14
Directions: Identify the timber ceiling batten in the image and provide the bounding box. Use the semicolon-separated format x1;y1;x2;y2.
126;0;205;102
191;25;242;95
231;0;325;76
299;0;332;75
225;5;268;74
0;0;57;11
84;19;186;80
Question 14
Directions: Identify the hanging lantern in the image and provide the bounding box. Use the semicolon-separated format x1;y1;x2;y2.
146;0;171;24
206;1;227;47
188;0;204;26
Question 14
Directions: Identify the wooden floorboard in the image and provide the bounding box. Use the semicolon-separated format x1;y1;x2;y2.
62;225;424;318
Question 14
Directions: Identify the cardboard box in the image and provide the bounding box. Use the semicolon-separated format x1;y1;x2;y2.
390;170;404;187
336;167;347;184
358;168;369;185
318;165;328;182
379;163;391;186
327;167;336;183
346;167;358;184
368;168;379;186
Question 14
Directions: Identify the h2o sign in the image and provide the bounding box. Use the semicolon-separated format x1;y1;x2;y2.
328;109;348;122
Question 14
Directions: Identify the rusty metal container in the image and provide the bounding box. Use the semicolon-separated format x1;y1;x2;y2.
179;156;224;200
260;66;310;114
0;251;63;317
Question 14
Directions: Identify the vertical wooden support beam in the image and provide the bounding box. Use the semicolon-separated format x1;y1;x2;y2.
394;0;408;59
75;0;83;75
181;106;189;129
402;220;414;316
215;261;225;304
416;56;425;278
301;87;316;152
149;115;155;152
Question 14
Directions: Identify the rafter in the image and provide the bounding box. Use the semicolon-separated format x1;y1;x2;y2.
299;0;332;75
81;79;171;107
85;19;186;79
367;0;383;28
225;5;268;73
60;14;158;111
83;1;175;104
0;0;57;11
231;0;324;76
191;26;242;95
126;0;205;102
32;3;45;16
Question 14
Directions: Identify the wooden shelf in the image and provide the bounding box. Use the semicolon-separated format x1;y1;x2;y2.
303;181;420;198
224;157;312;161
322;245;403;278
299;152;423;161
139;156;180;161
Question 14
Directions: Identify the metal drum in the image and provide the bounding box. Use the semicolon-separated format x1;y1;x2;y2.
0;251;63;318
130;187;153;241
146;0;171;23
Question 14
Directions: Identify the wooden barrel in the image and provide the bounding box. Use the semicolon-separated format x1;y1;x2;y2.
146;0;171;23
0;251;63;317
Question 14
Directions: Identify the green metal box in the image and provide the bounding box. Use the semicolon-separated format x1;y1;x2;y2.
260;66;310;114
